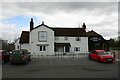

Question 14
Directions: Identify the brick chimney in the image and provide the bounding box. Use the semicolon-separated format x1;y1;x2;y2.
82;23;86;30
30;18;34;31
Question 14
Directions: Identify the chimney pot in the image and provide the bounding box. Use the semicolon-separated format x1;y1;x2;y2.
42;21;44;25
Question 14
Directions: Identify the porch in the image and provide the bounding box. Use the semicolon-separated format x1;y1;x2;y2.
54;43;71;55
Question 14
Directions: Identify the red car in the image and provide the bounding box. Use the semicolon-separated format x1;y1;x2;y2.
89;50;114;63
0;50;10;64
10;49;31;64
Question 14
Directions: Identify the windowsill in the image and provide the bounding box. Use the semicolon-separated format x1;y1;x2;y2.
39;51;46;52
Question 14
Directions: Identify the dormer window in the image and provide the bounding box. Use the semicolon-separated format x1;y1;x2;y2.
38;31;47;42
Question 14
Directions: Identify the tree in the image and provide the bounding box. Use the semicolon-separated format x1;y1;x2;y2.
0;38;15;51
109;38;116;47
109;37;120;50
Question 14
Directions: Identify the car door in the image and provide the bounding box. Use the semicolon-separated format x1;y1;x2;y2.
90;50;95;59
91;51;98;60
2;51;10;61
93;51;98;60
24;50;29;60
6;51;10;60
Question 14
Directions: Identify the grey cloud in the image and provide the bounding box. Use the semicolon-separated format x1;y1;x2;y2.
2;2;117;15
1;2;118;41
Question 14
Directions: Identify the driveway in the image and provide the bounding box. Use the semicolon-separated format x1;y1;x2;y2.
2;58;119;78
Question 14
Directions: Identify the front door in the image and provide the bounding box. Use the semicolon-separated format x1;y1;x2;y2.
65;46;70;52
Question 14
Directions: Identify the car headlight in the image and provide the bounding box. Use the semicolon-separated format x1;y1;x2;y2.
100;56;105;58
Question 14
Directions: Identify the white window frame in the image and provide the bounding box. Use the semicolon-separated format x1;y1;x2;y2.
38;31;47;42
39;46;46;52
74;47;80;52
17;46;19;49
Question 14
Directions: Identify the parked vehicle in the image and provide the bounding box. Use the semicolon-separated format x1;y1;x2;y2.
106;51;113;56
10;49;31;64
0;50;10;64
89;50;114;63
106;51;116;58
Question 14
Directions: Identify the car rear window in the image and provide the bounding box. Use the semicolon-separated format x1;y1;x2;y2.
1;51;9;54
98;51;107;55
12;51;24;55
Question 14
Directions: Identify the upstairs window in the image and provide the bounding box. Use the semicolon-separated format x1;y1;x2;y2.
75;37;81;41
38;31;47;42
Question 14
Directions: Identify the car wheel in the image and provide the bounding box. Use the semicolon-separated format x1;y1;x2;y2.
28;57;31;61
24;60;28;64
110;61;113;63
89;55;92;60
98;58;101;63
10;62;14;65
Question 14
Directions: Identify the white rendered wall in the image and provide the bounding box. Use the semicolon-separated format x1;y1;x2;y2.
55;36;88;53
15;39;30;51
30;25;54;55
20;43;30;52
15;39;20;50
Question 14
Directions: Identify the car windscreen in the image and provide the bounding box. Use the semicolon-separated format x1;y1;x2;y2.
98;51;107;55
12;51;24;55
107;52;111;53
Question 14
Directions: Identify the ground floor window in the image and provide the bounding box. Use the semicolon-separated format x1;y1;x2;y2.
74;47;80;52
17;46;19;49
40;46;46;51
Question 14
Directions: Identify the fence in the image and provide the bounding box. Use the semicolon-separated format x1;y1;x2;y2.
30;52;89;59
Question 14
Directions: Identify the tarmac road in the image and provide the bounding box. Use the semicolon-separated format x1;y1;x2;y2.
2;58;119;78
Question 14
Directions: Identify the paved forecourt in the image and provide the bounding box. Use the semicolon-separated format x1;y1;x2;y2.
2;58;119;78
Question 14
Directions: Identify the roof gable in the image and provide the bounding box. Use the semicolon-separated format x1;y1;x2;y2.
86;30;101;36
19;31;29;43
31;23;87;36
31;24;52;31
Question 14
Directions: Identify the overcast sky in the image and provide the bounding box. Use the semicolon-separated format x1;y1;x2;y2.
0;1;119;42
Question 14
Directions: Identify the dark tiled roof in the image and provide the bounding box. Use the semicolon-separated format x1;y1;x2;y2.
32;24;87;36
19;31;29;43
86;30;101;36
51;28;87;36
19;25;104;43
14;38;20;43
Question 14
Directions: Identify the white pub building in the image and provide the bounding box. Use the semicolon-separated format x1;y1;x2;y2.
15;18;108;55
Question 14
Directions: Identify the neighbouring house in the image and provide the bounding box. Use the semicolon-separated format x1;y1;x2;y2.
87;30;109;51
15;18;108;55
